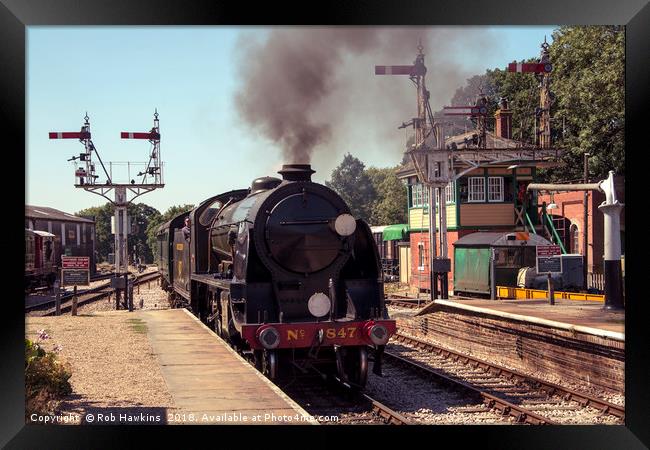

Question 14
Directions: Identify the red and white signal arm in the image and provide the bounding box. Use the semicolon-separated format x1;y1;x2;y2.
507;62;553;73
75;168;87;177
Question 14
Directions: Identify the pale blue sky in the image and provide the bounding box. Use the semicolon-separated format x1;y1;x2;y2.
26;26;556;215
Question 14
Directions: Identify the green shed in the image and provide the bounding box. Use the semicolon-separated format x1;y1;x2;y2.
453;232;553;297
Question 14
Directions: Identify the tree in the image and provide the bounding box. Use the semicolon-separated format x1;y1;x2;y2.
145;204;195;260
325;154;375;222
366;167;407;225
437;26;624;182
77;202;162;264
127;203;161;264
543;26;625;181
486;63;539;145
76;203;114;262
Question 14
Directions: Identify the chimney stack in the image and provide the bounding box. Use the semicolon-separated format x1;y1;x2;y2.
495;97;513;139
278;164;315;182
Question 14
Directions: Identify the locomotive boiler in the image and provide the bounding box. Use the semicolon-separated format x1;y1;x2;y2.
157;164;396;386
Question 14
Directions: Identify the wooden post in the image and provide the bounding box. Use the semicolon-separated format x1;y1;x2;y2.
54;281;61;316
72;285;78;316
124;273;129;310
128;280;133;312
116;288;121;310
548;274;555;305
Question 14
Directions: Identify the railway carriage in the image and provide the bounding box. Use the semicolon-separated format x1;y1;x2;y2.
157;164;396;387
25;228;57;291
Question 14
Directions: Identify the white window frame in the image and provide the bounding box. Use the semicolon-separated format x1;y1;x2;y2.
445;182;455;203
411;183;430;208
468;177;485;203
411;184;421;207
487;177;504;202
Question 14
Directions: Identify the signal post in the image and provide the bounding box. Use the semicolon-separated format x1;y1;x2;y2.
50;111;164;309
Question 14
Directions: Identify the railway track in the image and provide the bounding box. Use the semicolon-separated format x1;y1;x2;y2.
280;375;412;424
386;297;431;309
25;272;161;315
385;333;624;424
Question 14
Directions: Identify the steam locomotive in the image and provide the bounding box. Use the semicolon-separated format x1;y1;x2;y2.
156;164;396;387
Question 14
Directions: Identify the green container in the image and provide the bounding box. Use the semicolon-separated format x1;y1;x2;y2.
454;247;491;295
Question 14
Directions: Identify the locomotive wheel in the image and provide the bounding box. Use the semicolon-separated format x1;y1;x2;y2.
342;346;368;388
214;311;225;338
262;350;278;380
254;349;264;372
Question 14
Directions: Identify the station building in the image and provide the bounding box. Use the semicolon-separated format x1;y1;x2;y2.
25;205;97;275
395;103;557;294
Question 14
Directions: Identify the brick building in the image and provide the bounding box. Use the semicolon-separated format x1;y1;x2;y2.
537;177;624;279
25;205;97;275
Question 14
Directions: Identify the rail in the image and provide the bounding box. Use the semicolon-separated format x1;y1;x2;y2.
391;333;624;421
26;272;160;315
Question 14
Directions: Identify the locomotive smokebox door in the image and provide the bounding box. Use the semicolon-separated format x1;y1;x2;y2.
265;193;342;273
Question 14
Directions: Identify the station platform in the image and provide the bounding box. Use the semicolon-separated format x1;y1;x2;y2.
389;296;625;395
136;308;316;425
426;297;624;335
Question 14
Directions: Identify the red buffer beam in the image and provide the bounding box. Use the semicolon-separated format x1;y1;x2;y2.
375;65;414;75
120;131;160;140
507;62;552;73
49;131;91;139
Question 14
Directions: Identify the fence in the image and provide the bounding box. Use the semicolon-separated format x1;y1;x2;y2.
587;272;605;292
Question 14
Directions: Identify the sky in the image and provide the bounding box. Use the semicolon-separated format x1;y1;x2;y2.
26;26;556;215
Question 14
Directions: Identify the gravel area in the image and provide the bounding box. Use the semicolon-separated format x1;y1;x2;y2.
362;364;510;424
26;306;175;425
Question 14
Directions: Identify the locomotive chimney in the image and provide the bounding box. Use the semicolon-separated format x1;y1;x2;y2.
278;164;315;182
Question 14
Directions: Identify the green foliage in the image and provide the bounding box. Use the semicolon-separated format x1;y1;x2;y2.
325;154;376;222
325;155;408;226
77;202;162;264
366;167;407;226
441;73;500;136
25;338;72;417
145;204;195;260
127;203;161;264
543;25;625;181
76;203;114;263
487;63;539;144
439;26;624;182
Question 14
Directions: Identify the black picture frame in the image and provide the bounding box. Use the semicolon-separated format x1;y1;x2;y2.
5;0;648;447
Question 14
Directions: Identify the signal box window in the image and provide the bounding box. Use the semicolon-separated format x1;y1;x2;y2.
468;177;485;202
488;177;504;202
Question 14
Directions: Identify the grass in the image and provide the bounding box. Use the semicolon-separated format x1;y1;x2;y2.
126;318;148;334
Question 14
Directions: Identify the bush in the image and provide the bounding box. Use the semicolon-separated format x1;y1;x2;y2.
25;331;72;419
